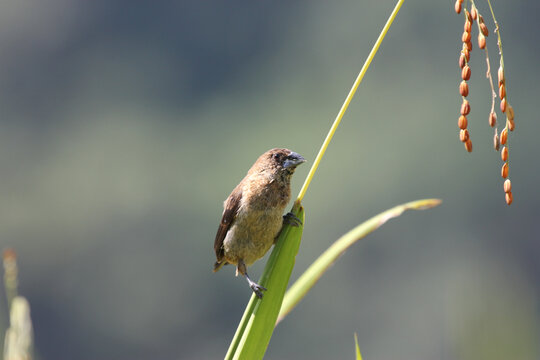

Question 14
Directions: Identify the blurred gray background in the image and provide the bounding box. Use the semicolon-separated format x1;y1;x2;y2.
0;1;539;359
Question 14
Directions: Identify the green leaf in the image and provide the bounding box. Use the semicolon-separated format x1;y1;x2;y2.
225;204;305;360
277;198;441;323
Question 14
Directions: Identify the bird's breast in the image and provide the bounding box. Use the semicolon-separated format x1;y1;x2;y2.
222;207;284;266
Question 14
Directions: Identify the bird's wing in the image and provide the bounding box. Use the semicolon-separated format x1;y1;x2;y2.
214;184;242;262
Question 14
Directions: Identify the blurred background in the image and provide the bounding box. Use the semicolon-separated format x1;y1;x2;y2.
0;1;539;359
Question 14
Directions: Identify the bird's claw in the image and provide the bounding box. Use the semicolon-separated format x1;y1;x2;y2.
250;283;267;299
283;212;302;227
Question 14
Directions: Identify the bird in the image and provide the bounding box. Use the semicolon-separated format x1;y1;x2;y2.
213;148;306;298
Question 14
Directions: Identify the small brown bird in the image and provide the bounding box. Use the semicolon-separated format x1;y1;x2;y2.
213;148;305;298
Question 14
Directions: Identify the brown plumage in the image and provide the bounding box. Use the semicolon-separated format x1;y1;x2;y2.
213;148;305;298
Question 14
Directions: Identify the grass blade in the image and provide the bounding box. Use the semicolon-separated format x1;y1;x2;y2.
277;198;441;323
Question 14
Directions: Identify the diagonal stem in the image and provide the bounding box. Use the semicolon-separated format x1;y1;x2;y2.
296;0;405;203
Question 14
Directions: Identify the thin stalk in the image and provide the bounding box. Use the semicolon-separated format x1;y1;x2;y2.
296;0;404;203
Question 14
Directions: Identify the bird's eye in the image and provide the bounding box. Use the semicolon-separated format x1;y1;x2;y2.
272;153;281;160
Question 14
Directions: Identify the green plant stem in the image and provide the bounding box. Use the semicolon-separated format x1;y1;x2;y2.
224;207;305;360
296;0;404;203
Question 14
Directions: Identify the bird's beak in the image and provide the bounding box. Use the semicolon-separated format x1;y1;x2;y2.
283;152;306;168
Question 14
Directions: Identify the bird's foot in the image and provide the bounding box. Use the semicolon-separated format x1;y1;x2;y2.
283;212;302;227
247;279;267;299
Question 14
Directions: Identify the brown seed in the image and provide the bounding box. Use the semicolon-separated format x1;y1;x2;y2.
471;6;478;20
507;105;515;121
458;115;468;129
462;31;471;43
459;53;467;69
507;117;515;131
505;191;513;205
504;179;512;193
500;97;507;113
499;84;506;99
465;40;472;51
461;99;470;115
459;80;469;97
501;146;508;161
464;20;472;33
455;0;462;14
501;162;509;178
501;128;508;145
489;111;497;127
465;9;473;23
498;66;505;86
460;129;470;142
465;139;473;152
462;46;470;61
478;14;484;24
493;132;500;151
480;23;489;36
478;34;486;49
462;65;471;80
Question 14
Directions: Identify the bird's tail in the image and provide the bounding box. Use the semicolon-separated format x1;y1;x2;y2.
213;261;226;272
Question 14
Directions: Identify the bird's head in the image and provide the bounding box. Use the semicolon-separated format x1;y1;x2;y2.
264;148;306;173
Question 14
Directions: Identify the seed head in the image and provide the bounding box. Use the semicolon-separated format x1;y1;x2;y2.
498;84;506;99
501;146;508;161
507;105;515;121
462;46;470;61
465;9;473;23
507;117;515;131
459;53;467;69
505;191;513;205
500;128;508;145
504;179;512;193
470;6;478;21
460;129;470;142
493;132;500;151
462;65;471;80
489;111;497;127
455;0;462;14
464;20;472;33
461;99;470;115
462;31;471;43
507;104;515;131
478;34;486;49
498;66;505;86
501;162;509;179
464;139;473;152
459;80;469;97
500;97;507;113
458;115;468;129
480;23;489;37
